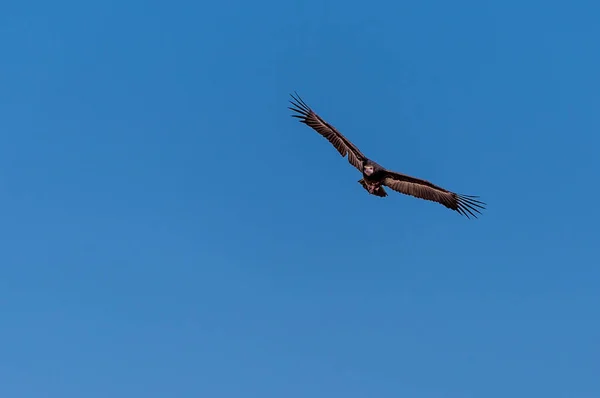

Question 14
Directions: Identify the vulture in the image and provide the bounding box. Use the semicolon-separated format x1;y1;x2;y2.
288;92;485;218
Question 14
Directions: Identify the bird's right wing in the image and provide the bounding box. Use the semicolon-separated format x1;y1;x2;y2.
289;92;367;172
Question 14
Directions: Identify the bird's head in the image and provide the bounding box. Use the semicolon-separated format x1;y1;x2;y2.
363;164;374;176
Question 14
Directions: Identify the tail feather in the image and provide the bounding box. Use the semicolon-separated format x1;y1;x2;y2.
358;179;387;197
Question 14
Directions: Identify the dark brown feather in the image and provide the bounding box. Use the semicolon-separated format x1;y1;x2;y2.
289;92;366;171
358;179;388;197
383;171;486;218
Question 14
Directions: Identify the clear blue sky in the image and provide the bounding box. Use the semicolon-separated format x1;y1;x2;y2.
1;0;599;397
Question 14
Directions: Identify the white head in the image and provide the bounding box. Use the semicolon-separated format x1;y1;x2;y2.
363;164;374;176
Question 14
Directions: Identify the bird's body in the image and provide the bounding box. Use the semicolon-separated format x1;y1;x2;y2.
288;92;486;218
359;160;388;197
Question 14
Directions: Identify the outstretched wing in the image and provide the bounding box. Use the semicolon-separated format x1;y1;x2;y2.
382;170;486;218
289;92;367;171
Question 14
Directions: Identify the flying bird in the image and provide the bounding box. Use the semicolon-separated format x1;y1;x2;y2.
288;92;485;218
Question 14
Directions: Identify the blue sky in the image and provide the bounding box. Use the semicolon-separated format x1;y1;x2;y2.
1;0;599;397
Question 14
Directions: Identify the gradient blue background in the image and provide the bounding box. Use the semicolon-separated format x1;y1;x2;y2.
1;0;599;397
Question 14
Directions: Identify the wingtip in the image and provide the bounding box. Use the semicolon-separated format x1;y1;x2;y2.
455;193;486;219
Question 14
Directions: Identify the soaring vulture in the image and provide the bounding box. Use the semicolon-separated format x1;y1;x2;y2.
288;92;485;218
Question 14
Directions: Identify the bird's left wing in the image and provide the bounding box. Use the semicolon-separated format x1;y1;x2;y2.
382;170;486;218
289;92;367;172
